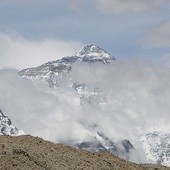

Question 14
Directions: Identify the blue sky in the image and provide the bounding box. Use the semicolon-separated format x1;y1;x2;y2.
0;0;170;68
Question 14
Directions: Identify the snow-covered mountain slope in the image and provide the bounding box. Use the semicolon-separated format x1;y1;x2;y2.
0;109;24;136
18;44;115;88
141;131;170;166
18;44;170;166
18;44;113;109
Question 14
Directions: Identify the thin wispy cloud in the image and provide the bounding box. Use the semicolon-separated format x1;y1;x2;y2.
69;0;169;14
96;0;170;14
140;20;170;48
0;32;83;69
95;0;151;14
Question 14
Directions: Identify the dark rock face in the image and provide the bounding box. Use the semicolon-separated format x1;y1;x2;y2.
75;132;134;160
121;139;134;153
76;141;105;152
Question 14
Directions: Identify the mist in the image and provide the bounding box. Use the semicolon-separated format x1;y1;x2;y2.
0;47;170;163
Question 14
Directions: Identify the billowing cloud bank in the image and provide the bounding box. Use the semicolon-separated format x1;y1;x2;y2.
0;59;169;163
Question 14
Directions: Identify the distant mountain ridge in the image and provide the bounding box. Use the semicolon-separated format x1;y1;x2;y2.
18;44;115;87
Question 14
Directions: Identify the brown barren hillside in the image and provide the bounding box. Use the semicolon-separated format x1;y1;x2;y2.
0;135;169;170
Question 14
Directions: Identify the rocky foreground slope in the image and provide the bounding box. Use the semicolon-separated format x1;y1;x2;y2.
0;135;169;170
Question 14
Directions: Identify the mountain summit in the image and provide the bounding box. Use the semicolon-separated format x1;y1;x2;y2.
56;43;116;64
18;44;116;86
75;44;115;61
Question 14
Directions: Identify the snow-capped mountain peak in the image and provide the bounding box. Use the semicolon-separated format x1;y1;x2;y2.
18;44;116;87
76;44;110;57
74;44;115;62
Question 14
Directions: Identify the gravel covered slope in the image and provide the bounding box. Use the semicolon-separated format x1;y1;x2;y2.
0;135;169;170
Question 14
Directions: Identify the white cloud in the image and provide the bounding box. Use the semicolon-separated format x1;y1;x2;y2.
158;54;170;69
0;59;170;163
94;0;166;14
140;20;170;48
0;32;83;69
68;0;84;10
